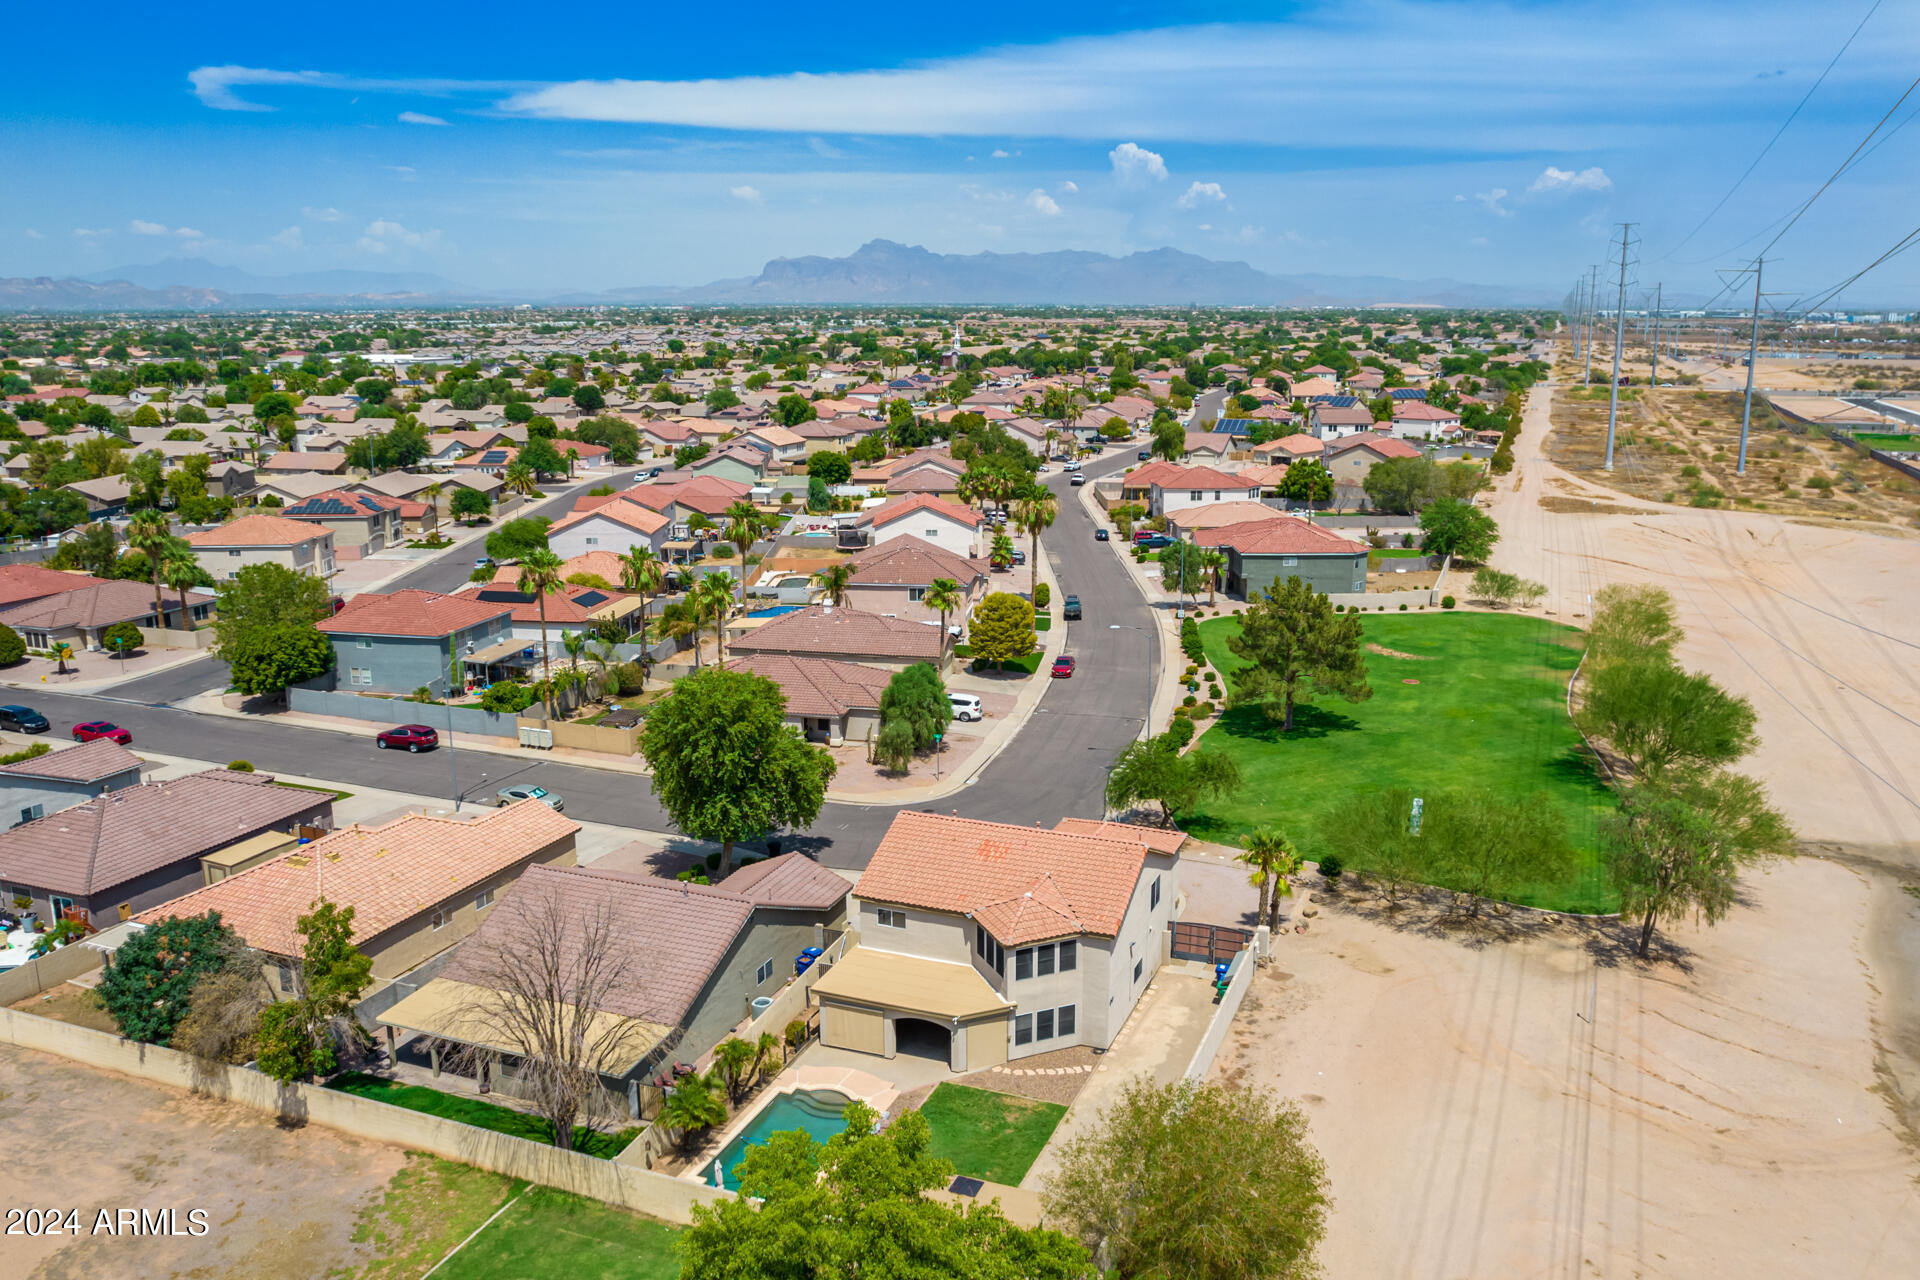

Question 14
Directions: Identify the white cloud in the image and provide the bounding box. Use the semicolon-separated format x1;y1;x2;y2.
1177;180;1226;209
188;65;525;112
272;225;305;249
357;218;440;254
129;219;169;235
991;148;1010;158
384;166;417;180
72;227;111;238
1474;187;1511;216
175;226;203;239
1059;180;1079;193
729;184;764;203
1529;165;1612;193
398;110;450;126
1027;188;1062;216
23;228;44;240
1109;141;1167;184
302;206;343;221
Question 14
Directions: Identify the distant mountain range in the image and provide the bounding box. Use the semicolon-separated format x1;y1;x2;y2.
3;241;1579;311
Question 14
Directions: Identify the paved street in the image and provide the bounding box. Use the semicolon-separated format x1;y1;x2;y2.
22;454;1157;871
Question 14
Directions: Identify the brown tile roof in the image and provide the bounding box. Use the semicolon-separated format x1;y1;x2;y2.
0;564;104;608
1;770;328;898
1149;464;1258;490
729;605;944;662
1313;405;1376;427
1327;434;1423;459
140;800;578;955
1253;435;1325;458
726;653;893;718
886;466;962;494
316;589;510;639
1052;817;1188;855
855;811;1150;947
0;579;213;631
623;475;752;516
186;514;330;548
547;498;669;538
855;493;982;531
1194;518;1368;556
443;862;749;1026
848;535;988;589
1390;400;1462;422
711;852;851;911
0;739;141;784
1118;460;1192;490
262;451;348;472
1165;501;1286;531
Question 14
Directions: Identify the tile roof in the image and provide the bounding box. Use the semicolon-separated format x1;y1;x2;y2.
186;514;331;548
623;475;753;516
1;769;328;898
0;564;104;608
1166;501;1288;531
283;489;403;519
0;738;141;784
1253;435;1326;458
1118;459;1193;490
1390;400;1462;421
1051;817;1188;855
848;535;988;588
0;578;213;631
139;800;579;956
1328;434;1423;459
1149;464;1258;490
262;451;348;472
726;653;894;718
1314;404;1376;426
442;862;750;1026
729;605;945;662
856;493;982;531
316;589;511;639
886;466;963;494
709;851;853;911
1194;518;1369;557
548;498;670;538
856;811;1152;946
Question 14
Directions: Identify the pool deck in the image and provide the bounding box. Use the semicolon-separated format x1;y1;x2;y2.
677;1061;900;1185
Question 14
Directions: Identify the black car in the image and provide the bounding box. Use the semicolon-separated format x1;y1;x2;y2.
0;705;50;733
1094;528;1110;541
1137;449;1152;461
1062;594;1082;620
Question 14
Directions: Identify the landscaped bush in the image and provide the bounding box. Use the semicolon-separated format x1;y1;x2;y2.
1399;603;1409;610
479;681;539;713
1191;702;1215;719
1180;617;1204;663
1033;582;1050;610
1441;595;1456;609
0;624;22;666
227;760;254;772
1182;694;1197;707
1165;715;1195;747
612;662;646;696
1318;854;1345;882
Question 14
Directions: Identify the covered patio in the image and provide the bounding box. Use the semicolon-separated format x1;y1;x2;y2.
810;947;1012;1074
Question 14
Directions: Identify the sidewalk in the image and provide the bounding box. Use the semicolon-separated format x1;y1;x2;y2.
0;643;213;695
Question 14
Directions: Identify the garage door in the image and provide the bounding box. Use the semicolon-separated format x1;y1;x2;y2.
964;1014;1009;1070
820;1001;885;1055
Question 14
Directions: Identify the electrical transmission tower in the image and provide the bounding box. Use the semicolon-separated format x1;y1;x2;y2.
1719;256;1781;474
1604;224;1637;471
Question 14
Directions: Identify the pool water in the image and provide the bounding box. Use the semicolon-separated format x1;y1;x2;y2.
701;1089;853;1190
746;605;801;619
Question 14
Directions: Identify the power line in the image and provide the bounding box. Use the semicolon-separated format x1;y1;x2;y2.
1789;223;1920;317
1654;0;1884;262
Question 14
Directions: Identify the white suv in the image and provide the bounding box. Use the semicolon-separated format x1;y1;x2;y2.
948;693;984;722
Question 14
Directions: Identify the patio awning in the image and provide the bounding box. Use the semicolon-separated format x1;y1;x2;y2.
809;947;1011;1021
464;636;538;667
377;978;671;1075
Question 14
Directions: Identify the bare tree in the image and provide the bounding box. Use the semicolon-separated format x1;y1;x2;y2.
171;939;273;1068
447;895;643;1151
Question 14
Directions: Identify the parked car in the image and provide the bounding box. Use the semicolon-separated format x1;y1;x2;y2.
1011;548;1026;565
1050;655;1077;679
375;724;440;752
1093;528;1110;542
474;557;494;571
1062;594;1082;620
948;692;983;722
71;721;132;745
1137;449;1152;461
497;784;564;811
1063;460;1082;472
0;705;50;734
1070;474;1086;487
1132;531;1173;548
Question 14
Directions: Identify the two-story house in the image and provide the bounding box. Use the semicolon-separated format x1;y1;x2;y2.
810;812;1183;1073
315;589;513;695
185;513;337;582
1146;465;1261;518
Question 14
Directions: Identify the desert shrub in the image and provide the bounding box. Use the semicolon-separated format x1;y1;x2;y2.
613;662;646;695
1182;694;1197;707
1033;582;1051;610
1191;701;1215;719
226;760;254;772
1441;595;1456;609
1318;854;1345;881
1165;716;1195;748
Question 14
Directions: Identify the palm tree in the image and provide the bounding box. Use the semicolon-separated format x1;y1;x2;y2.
1237;827;1302;932
50;641;75;676
755;1030;783;1078
516;549;567;720
815;561;854;607
1013;492;1057;598
1200;547;1228;606
125;510;173;630
562;628;588;681
657;599;704;669
696;571;736;665
924;576;963;639
722;501;765;604
619;547;664;678
502;461;538;500
421;481;444;519
661;1074;727;1154
160;538;202;631
710;1037;757;1106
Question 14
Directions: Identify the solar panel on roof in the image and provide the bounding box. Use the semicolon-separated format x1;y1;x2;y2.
477;590;534;603
573;591;609;608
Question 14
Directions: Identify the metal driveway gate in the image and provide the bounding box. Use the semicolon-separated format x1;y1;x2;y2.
1171;921;1252;964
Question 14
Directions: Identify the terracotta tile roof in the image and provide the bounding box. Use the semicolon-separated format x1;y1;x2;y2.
855;811;1151;946
283;489;404;519
262;451;348;472
186;514;330;548
1165;501;1285;531
1253;435;1325;458
1390;400;1461;421
726;653;893;718
1;770;328;898
1118;460;1192;490
1052;817;1188;855
1194;518;1368;556
1327;434;1423;459
0;738;140;784
729;605;945;662
443;862;749;1026
548;498;670;537
623;475;752;516
1237;464;1292;487
0;579;213;631
1150;464;1257;490
848;535;988;588
461;582;631;626
139;800;579;956
316;589;510;639
0;564;104;608
886;466;963;494
742;424;804;448
855;493;982;531
710;852;852;911
552;550;633;587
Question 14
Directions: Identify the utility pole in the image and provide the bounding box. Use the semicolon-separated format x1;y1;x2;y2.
1583;264;1599;387
1649;282;1661;387
1737;256;1765;475
1604;224;1635;472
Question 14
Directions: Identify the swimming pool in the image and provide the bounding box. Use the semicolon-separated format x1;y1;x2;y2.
701;1088;853;1190
745;605;801;619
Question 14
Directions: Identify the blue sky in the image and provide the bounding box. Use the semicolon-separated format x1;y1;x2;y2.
6;0;1919;303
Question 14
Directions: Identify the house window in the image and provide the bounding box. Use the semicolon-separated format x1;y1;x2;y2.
1058;940;1076;972
1150;877;1161;910
1188;490;1202;501
1281;557;1298;567
1015;948;1033;981
1036;1008;1055;1040
349;667;372;686
430;909;447;930
1133;958;1144;983
1036;943;1055;977
907;587;926;602
227;549;241;557
974;924;1004;976
473;888;494;911
275;962;295;991
585;537;598;546
875;907;907;929
18;804;43;826
925;528;939;538
356;638;374;649
50;895;74;919
756;959;774;984
1014;1013;1033;1046
1058;1005;1076;1037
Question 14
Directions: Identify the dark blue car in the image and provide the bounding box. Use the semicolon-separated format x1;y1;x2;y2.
0;705;50;733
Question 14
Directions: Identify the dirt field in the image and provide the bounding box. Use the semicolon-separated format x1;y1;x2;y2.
0;1044;407;1279
1213;857;1920;1277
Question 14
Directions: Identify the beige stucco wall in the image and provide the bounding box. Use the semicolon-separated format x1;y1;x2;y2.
851;898;971;964
195;534;336;582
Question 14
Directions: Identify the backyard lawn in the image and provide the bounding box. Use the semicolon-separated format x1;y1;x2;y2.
327;1073;638;1159
435;1185;683;1280
1192;611;1618;913
1851;432;1919;452
920;1083;1067;1185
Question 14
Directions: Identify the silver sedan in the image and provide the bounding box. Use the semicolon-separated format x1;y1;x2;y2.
497;784;564;811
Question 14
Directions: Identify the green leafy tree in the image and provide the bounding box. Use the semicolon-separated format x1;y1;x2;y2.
1603;769;1794;958
968;592;1035;668
571;382;605;412
226;624;334;700
661;1073;728;1153
879;661;952;752
254;901;373;1084
450;486;491;521
99;913;240;1045
1227;575;1372;732
773;393;818;426
1104;732;1242;824
0;624;23;666
1151;418;1186;462
639;666;837;867
1418;496;1499;562
1044;1079;1328;1280
1157;540;1209;599
1576;658;1757;782
1586;583;1681;669
684;1103;1089;1280
806;450;852;484
1277;457;1334;504
517;435;570;480
1318;787;1430;907
252;391;295;422
101;620;144;656
1423;789;1575;916
874;718;917;773
705;384;742;413
212;562;333;652
484;515;551;563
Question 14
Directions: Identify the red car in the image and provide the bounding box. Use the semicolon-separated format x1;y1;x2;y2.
71;720;132;745
375;724;440;752
1050;655;1077;679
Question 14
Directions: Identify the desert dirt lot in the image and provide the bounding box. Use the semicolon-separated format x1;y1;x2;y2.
1213;857;1920;1278
0;1044;407;1279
